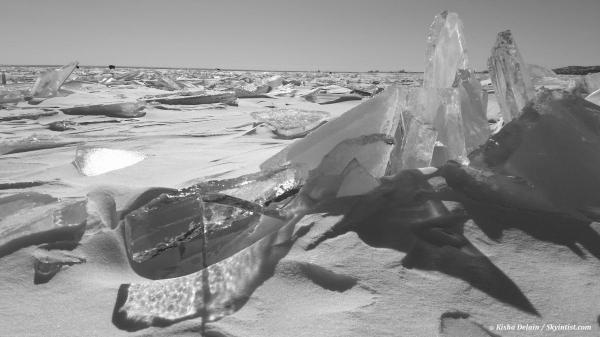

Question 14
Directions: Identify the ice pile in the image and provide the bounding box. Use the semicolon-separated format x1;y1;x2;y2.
112;11;497;329
61;10;600;333
264;11;488;174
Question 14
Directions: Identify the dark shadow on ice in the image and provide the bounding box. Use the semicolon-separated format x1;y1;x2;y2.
465;94;600;260
307;169;539;316
451;196;600;260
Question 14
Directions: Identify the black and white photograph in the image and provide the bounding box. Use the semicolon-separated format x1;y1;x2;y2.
1;0;599;336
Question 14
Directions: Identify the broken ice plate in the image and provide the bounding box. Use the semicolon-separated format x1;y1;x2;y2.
123;193;287;279
61;102;146;118
0;135;81;156
122;167;301;279
145;92;237;106
0;193;87;258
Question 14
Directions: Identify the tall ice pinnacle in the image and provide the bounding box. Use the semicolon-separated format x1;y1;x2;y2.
418;11;487;165
423;11;469;88
488;30;535;122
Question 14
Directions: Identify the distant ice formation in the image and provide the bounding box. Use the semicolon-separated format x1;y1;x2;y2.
29;61;79;98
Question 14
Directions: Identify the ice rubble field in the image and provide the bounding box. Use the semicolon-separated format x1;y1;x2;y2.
2;11;600;337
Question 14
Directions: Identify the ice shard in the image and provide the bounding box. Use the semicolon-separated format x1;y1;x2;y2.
261;86;404;177
234;83;270;98
0;194;87;258
488;30;535;122
420;11;488;163
456;70;490;153
0;135;81;156
527;63;558;84
33;248;86;284
29;61;78;98
61;102;146;118
0;109;58;122
154;73;183;91
586;88;600;106
397;118;438;170
423;11;468;89
386;87;468;171
146;92;237;106
336;159;380;197
264;75;283;91
250;108;329;139
122;167;302;279
300;134;394;203
73;147;146;176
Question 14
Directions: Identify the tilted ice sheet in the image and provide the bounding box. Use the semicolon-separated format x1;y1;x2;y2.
122;167;302;279
301;134;394;202
30;62;78;98
261;86;403;177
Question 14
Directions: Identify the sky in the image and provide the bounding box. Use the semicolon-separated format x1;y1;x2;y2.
1;0;599;72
